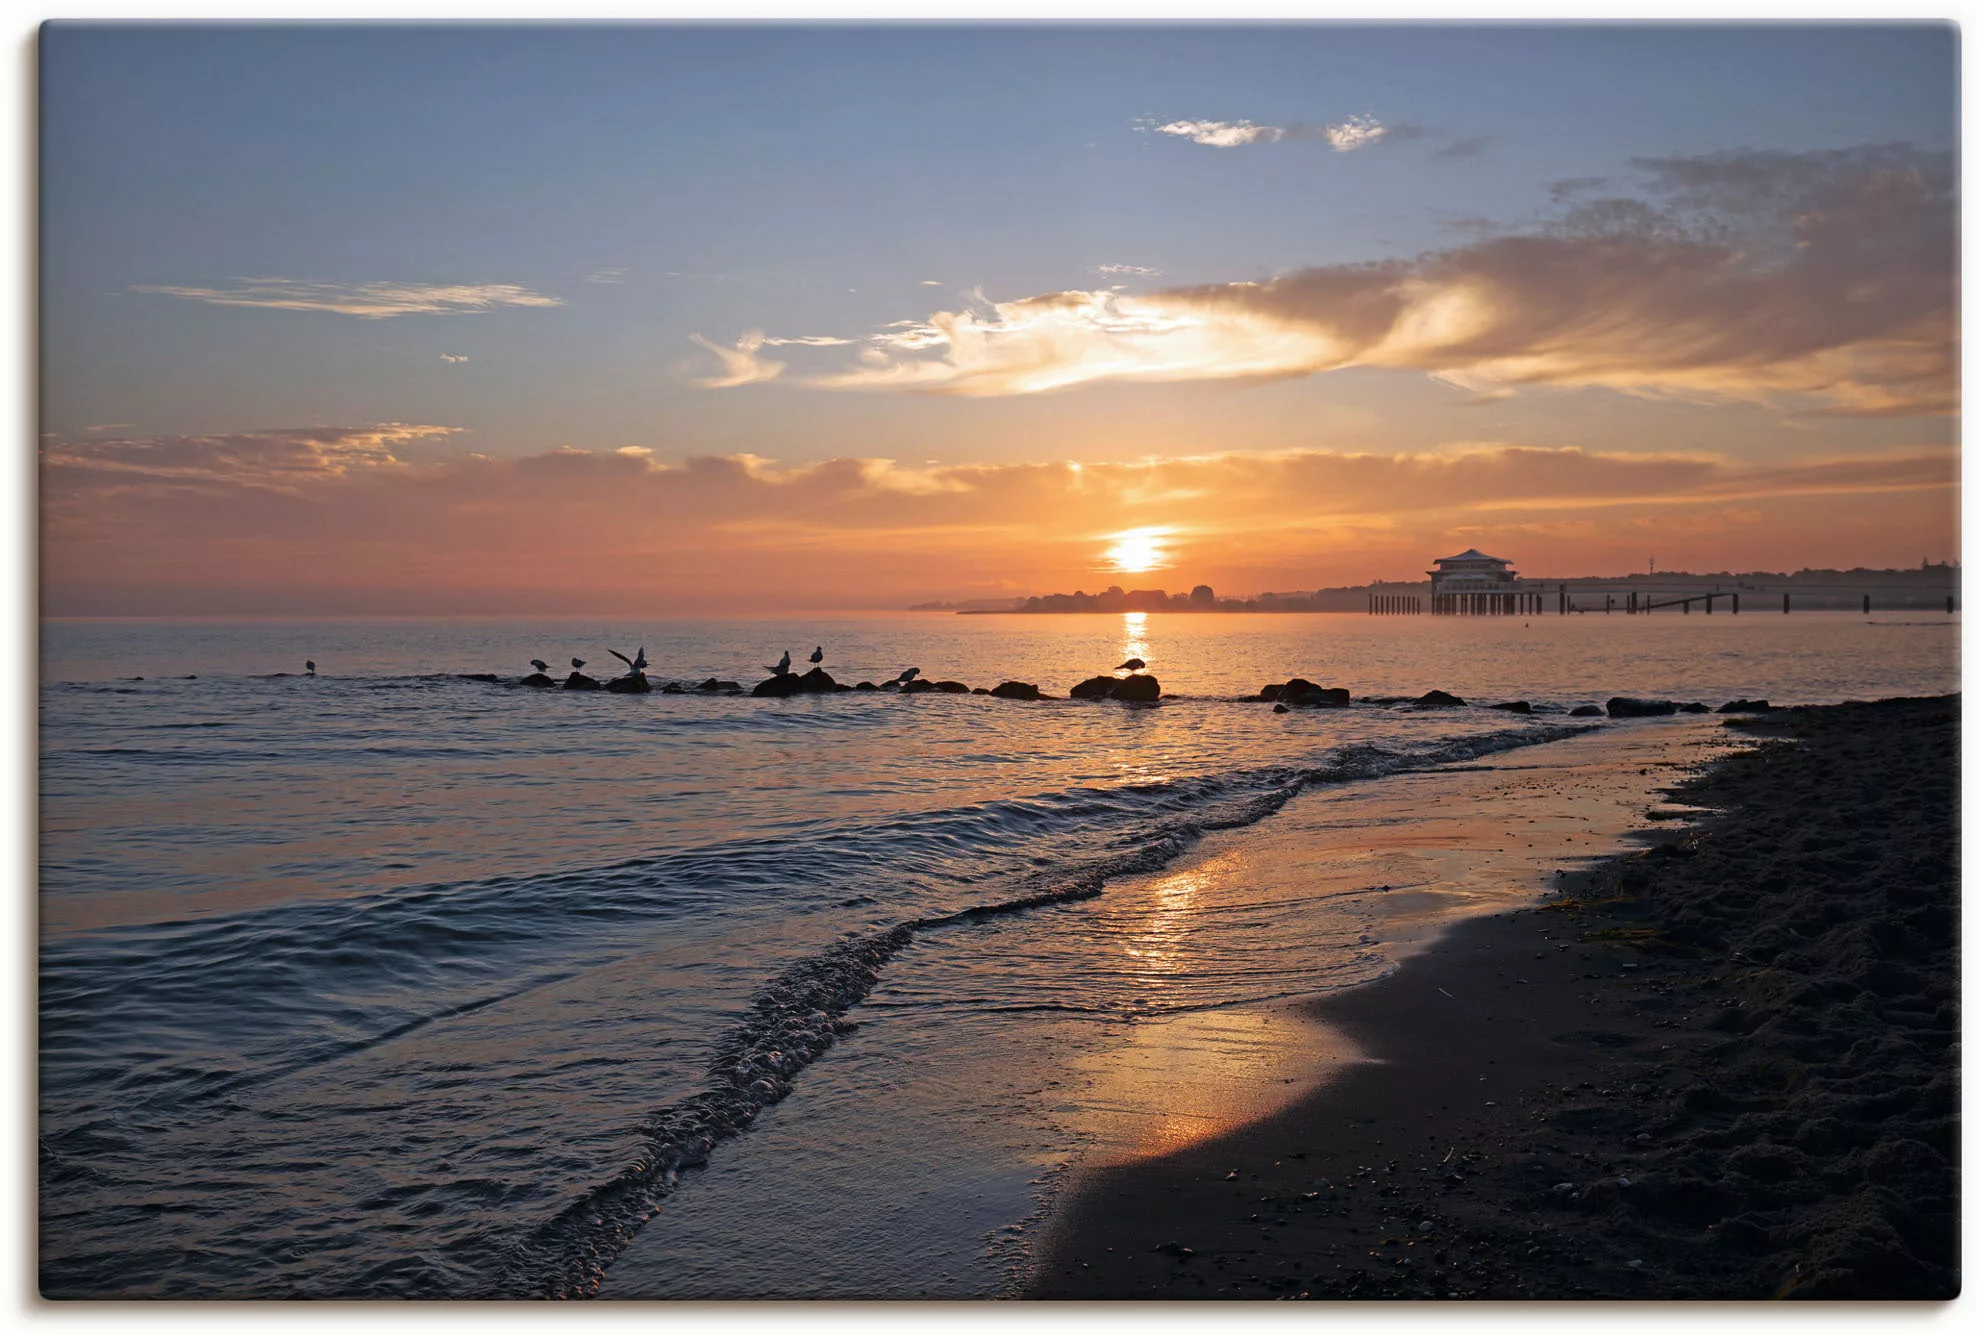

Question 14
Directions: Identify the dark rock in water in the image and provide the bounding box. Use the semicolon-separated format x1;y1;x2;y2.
972;687;991;694
1257;682;1286;701
1489;700;1533;714
605;673;651;694
521;672;556;688
834;683;853;692
1718;698;1773;713
1070;675;1117;700
1113;673;1161;702
900;678;937;695
753;674;804;697
853;681;879;692
1607;696;1678;717
1360;695;1413;706
563;672;602;691
1570;704;1605;717
879;680;901;691
990;680;1044;701
932;680;970;694
797;667;838;693
661;682;685;694
1273;703;1290;714
696;677;743;694
1412;689;1467;709
459;673;500;683
1677;701;1711;714
1277;679;1349;708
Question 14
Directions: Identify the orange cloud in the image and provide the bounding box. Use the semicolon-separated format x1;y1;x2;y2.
41;427;1956;615
698;145;1954;417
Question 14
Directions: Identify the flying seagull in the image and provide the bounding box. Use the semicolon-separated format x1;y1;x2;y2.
767;650;792;677
1116;657;1147;672
531;659;549;673
571;657;586;670
894;667;920;684
809;646;824;665
609;646;649;674
305;660;316;675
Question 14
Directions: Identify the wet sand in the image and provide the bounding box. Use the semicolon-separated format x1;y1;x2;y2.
1028;696;1958;1300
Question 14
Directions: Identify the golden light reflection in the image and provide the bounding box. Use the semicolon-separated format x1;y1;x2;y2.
1121;611;1149;668
1102;526;1172;574
1123;867;1206;976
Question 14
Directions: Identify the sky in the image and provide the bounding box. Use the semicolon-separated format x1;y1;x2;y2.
38;22;1959;614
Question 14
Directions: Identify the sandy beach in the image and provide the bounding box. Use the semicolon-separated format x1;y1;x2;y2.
1029;695;1958;1300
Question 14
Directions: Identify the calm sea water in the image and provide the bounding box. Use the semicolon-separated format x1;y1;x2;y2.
38;611;1957;1297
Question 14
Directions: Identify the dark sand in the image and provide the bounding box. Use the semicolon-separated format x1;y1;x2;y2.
1029;696;1957;1301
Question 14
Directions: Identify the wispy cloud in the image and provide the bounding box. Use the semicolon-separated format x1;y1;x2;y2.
584;268;629;284
130;278;565;319
686;331;785;388
439;354;470;364
1141;114;1389;152
700;144;1954;417
42;423;461;491
1095;263;1161;278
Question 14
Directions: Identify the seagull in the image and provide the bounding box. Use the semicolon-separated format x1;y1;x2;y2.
609;647;648;675
894;667;920;684
809;646;824;665
1116;657;1147;672
767;650;792;677
571;657;586;670
531;659;549;673
305;660;316;675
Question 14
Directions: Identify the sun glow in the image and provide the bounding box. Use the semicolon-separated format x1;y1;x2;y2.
1103;527;1172;575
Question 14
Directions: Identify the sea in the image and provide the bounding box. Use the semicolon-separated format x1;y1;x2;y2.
37;610;1958;1299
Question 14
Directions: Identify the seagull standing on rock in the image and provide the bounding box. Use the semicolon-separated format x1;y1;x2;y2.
809;646;824;665
767;650;793;677
571;657;586;670
305;660;316;676
894;667;920;684
1116;657;1147;673
530;659;549;673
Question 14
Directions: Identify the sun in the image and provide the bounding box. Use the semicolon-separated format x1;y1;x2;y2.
1103;527;1172;575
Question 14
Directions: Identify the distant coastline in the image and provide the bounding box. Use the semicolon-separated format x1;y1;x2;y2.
919;563;1960;615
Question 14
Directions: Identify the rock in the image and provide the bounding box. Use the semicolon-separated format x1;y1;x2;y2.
695;677;742;693
834;683;853;692
752;674;804;697
1360;695;1413;706
990;681;1044;701
853;681;879;691
661;682;685;693
605;673;651;694
797;667;839;693
879;680;900;691
1113;673;1161;702
1570;704;1604;717
1273;703;1290;713
1717;698;1773;713
1489;700;1533;714
1606;697;1678;717
1677;701;1710;713
1412;689;1467;708
1289;683;1350;708
932;680;970;694
972;687;990;694
1256;682;1286;701
563;672;602;690
458;673;500;683
900;678;937;694
521;672;556;688
1070;675;1118;700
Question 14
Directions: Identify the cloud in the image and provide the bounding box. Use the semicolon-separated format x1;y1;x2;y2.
439;354;470;364
686;330;785;387
919;280;944;287
704;144;1953;416
1142;114;1390;151
41;429;1954;615
584;268;629;284
130;278;565;319
1095;263;1161;278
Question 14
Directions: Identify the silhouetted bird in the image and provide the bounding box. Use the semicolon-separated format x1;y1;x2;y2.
609;647;649;675
305;660;316;675
767;650;793;676
1116;657;1147;672
530;659;549;673
571;657;586;670
894;667;920;684
809;646;824;665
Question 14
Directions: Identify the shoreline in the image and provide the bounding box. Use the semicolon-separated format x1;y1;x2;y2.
1027;695;1958;1300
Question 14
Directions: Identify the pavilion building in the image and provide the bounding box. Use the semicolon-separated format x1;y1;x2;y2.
1428;548;1533;615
